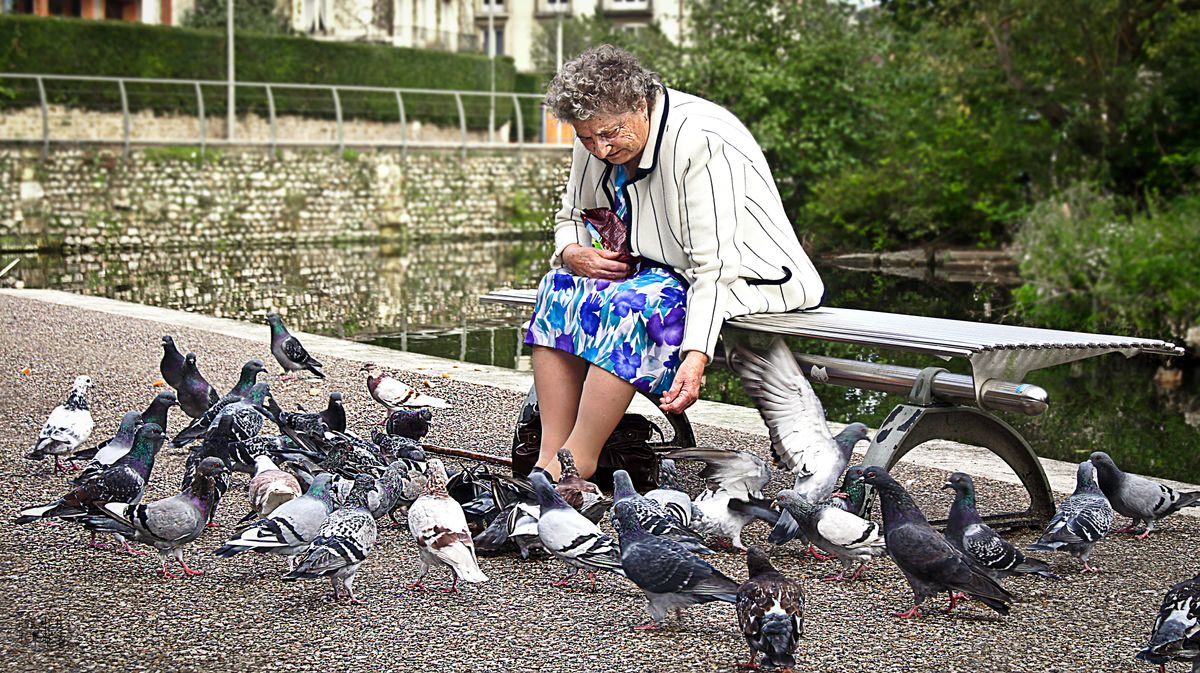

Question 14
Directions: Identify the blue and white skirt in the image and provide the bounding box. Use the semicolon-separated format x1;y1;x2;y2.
524;267;687;395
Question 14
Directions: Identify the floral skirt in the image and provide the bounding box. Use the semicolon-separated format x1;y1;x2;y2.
524;267;687;395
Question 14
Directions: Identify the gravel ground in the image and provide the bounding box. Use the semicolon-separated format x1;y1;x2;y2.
0;293;1191;673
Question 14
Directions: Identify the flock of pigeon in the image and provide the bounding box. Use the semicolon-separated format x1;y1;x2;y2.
13;319;1200;671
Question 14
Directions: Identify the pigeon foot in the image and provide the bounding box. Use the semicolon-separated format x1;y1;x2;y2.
121;541;146;556
405;580;427;591
206;522;221;529
549;577;573;588
1081;563;1102;573
633;621;662;631
1134;529;1153;540
821;571;850;582
893;605;923;619
807;545;834;561
348;596;366;604
158;566;181;579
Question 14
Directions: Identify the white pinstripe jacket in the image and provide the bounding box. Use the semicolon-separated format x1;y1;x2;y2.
551;85;826;359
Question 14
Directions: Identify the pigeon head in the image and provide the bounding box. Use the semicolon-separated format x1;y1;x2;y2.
306;473;337;503
346;473;376;506
130;423;165;455
556;449;581;479
246;383;272;406
423;458;450;498
834;422;870;453
359;362;381;376
772;489;817;517
942;472;976;498
611;500;646;534
152;390;178;407
196;456;229;478
1073;460;1102;492
859;466;901;491
745;545;778;578
529;471;570;510
72;375;94;393
116;410;143;433
841;465;867;490
234;360;267;392
328;392;343;404
612;469;637;502
1088;452;1120;475
142;390;177;429
161;335;177;351
184;352;198;368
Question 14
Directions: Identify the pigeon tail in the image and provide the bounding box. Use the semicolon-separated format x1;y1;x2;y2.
728;496;781;527
1012;558;1061;580
759;616;799;668
767;510;804;545
15;501;85;525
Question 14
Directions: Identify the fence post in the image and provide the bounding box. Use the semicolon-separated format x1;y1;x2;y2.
117;78;130;160
511;94;523;161
194;81;206;158
35;76;49;161
331;87;344;155
453;92;466;161
265;84;277;160
394;90;408;158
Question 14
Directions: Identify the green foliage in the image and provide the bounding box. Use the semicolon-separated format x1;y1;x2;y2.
0;15;519;129
183;0;289;34
530;11;681;78
1013;184;1200;339
142;145;223;164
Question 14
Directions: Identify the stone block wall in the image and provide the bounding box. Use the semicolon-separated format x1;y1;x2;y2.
0;146;571;251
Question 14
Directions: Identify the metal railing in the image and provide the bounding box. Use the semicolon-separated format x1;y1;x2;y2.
0;73;567;159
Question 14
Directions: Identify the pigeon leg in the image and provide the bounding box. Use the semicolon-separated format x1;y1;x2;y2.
550;567;579;588
176;550;205;576
405;580;427;591
1081;562;1102;573
158;555;181;579
944;592;968;613
439;576;460;594
737;650;762;670
821;570;848;582
710;538;735;552
587;571;597;592
633;620;662;631
85;533;112;551
893;605;923;619
807;545;834;561
848;563;868;581
1134;522;1155;540
119;539;146;556
326;577;342;601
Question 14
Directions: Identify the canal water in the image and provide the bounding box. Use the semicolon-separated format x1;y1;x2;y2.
5;239;1197;482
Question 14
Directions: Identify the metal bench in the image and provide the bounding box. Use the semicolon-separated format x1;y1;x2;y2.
481;288;1184;529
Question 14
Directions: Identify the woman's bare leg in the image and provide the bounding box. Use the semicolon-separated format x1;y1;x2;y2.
561;365;637;479
532;346;588;475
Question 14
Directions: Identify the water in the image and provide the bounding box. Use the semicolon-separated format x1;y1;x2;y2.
6;239;1197;481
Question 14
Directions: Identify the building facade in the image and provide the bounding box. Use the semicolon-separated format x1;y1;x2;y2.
3;0;194;24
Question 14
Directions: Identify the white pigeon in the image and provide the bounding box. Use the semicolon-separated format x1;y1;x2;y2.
28;375;95;474
361;363;450;410
644;459;698;528
246;454;302;518
406;458;488;592
774;489;887;581
530;472;626;590
665;448;778;551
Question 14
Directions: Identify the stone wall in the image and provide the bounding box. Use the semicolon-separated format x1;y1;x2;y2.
0;146;571;251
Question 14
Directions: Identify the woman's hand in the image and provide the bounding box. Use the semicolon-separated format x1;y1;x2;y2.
562;244;633;280
660;350;708;414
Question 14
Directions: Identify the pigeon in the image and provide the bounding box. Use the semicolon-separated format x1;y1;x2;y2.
159;335;185;388
1089;451;1200;539
384;408;432;439
768;424;870;546
365;459;410;521
69;410;142;476
370;431;427;465
830;465;868;516
530;471;624;589
736;546;804;670
282;473;378;603
267;312;325;380
942;472;1059;582
320;392;347;433
860;466;1014;618
362;362;449;409
406;458;488;592
475;501;543;559
213;473;337;567
176;352;220;419
1136;572;1200;672
17;423;165;554
86;456;228;578
28;375;95;474
773;489;886;582
612;500;740;630
556;449;610;523
645;459;697;528
1028;460;1115;573
611;469;712;554
171;359;267;448
664;447;779;551
245;454;303;519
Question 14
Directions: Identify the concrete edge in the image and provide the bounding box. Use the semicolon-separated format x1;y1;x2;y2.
5;287;1197;506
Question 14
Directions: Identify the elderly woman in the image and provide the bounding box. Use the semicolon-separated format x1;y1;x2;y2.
528;45;824;480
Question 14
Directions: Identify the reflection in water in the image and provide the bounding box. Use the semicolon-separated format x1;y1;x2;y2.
6;240;1197;481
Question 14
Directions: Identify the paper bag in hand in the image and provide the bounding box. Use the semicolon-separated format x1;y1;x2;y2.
582;207;642;271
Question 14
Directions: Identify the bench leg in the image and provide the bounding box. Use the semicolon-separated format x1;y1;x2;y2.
861;403;1056;530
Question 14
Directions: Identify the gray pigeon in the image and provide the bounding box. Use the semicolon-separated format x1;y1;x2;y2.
213;473;337;568
267;312;324;379
942;472;1058;582
86;456;228;578
28;375;94;474
644;459;697;528
530;471;624;590
1090;451;1200;539
612;500;739;630
861;466;1014;618
70;390;176;474
366;459;410;521
1028;461;1115;573
555;449;611;524
664;447;779;551
283;473;378;603
736;546;804;669
611;469;713;554
1136;572;1200;672
176;352;220;419
773;489;886;582
768;423;871;546
160;336;185;388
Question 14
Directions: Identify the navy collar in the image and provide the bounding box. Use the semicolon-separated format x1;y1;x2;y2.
600;85;669;206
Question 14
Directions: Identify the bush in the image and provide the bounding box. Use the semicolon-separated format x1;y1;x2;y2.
1012;184;1200;340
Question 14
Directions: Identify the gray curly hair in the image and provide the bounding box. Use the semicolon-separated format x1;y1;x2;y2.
545;45;662;123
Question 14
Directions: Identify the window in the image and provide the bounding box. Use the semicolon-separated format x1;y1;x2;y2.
483;27;505;56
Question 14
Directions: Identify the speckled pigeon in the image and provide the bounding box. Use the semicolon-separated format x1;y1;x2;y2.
213;473;337;568
159;335;185;388
384;408;432;439
283;473;378;602
645;459;697;528
365;459;410;521
361;362;449;409
1090;451;1200;539
942;472;1058;582
171;359;266;448
861;466;1013;618
86;456;228;578
406;458;488;592
612;500;739;630
267;312;325;380
1028;461;1115;573
736;546;804;669
176;352;220;419
773;489;886;582
28;375;94;474
664;447;779;551
530;471;624;590
611;469;712;554
1136;572;1200;672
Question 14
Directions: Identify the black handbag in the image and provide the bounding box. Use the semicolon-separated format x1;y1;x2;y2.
511;390;664;492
